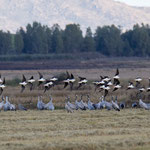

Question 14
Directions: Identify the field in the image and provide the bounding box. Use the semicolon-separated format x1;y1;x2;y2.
1;67;150;108
1;58;150;150
1;109;150;150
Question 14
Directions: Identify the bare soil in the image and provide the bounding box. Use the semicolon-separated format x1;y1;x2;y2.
1;57;150;70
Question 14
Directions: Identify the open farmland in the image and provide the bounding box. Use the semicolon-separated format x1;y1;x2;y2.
1;109;150;150
1;58;150;150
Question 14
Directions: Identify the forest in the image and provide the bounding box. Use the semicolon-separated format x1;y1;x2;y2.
0;22;150;58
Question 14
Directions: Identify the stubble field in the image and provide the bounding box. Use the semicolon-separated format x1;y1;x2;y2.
1;109;150;150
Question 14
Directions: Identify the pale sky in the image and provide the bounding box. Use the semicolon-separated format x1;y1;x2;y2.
115;0;150;7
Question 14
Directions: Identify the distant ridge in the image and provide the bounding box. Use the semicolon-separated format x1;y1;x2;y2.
0;0;150;33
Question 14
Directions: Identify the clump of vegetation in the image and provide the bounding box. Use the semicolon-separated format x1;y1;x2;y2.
56;72;67;82
6;78;21;86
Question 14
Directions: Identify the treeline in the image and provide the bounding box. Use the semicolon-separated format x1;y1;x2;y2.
0;22;150;57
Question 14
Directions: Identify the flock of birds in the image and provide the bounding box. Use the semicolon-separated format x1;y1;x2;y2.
18;71;88;93
0;69;150;112
64;94;150;113
0;96;54;111
0;94;149;112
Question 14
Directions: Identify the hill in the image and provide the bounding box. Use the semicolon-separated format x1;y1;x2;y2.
0;0;150;32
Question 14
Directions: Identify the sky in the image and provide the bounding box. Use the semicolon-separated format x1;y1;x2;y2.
115;0;150;7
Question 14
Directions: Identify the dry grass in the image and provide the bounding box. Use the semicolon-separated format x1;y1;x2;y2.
0;109;150;150
1;68;150;80
1;68;150;108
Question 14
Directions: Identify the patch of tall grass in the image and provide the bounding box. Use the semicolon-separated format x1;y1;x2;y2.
6;78;21;86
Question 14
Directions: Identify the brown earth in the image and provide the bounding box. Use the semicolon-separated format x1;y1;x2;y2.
0;57;150;70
